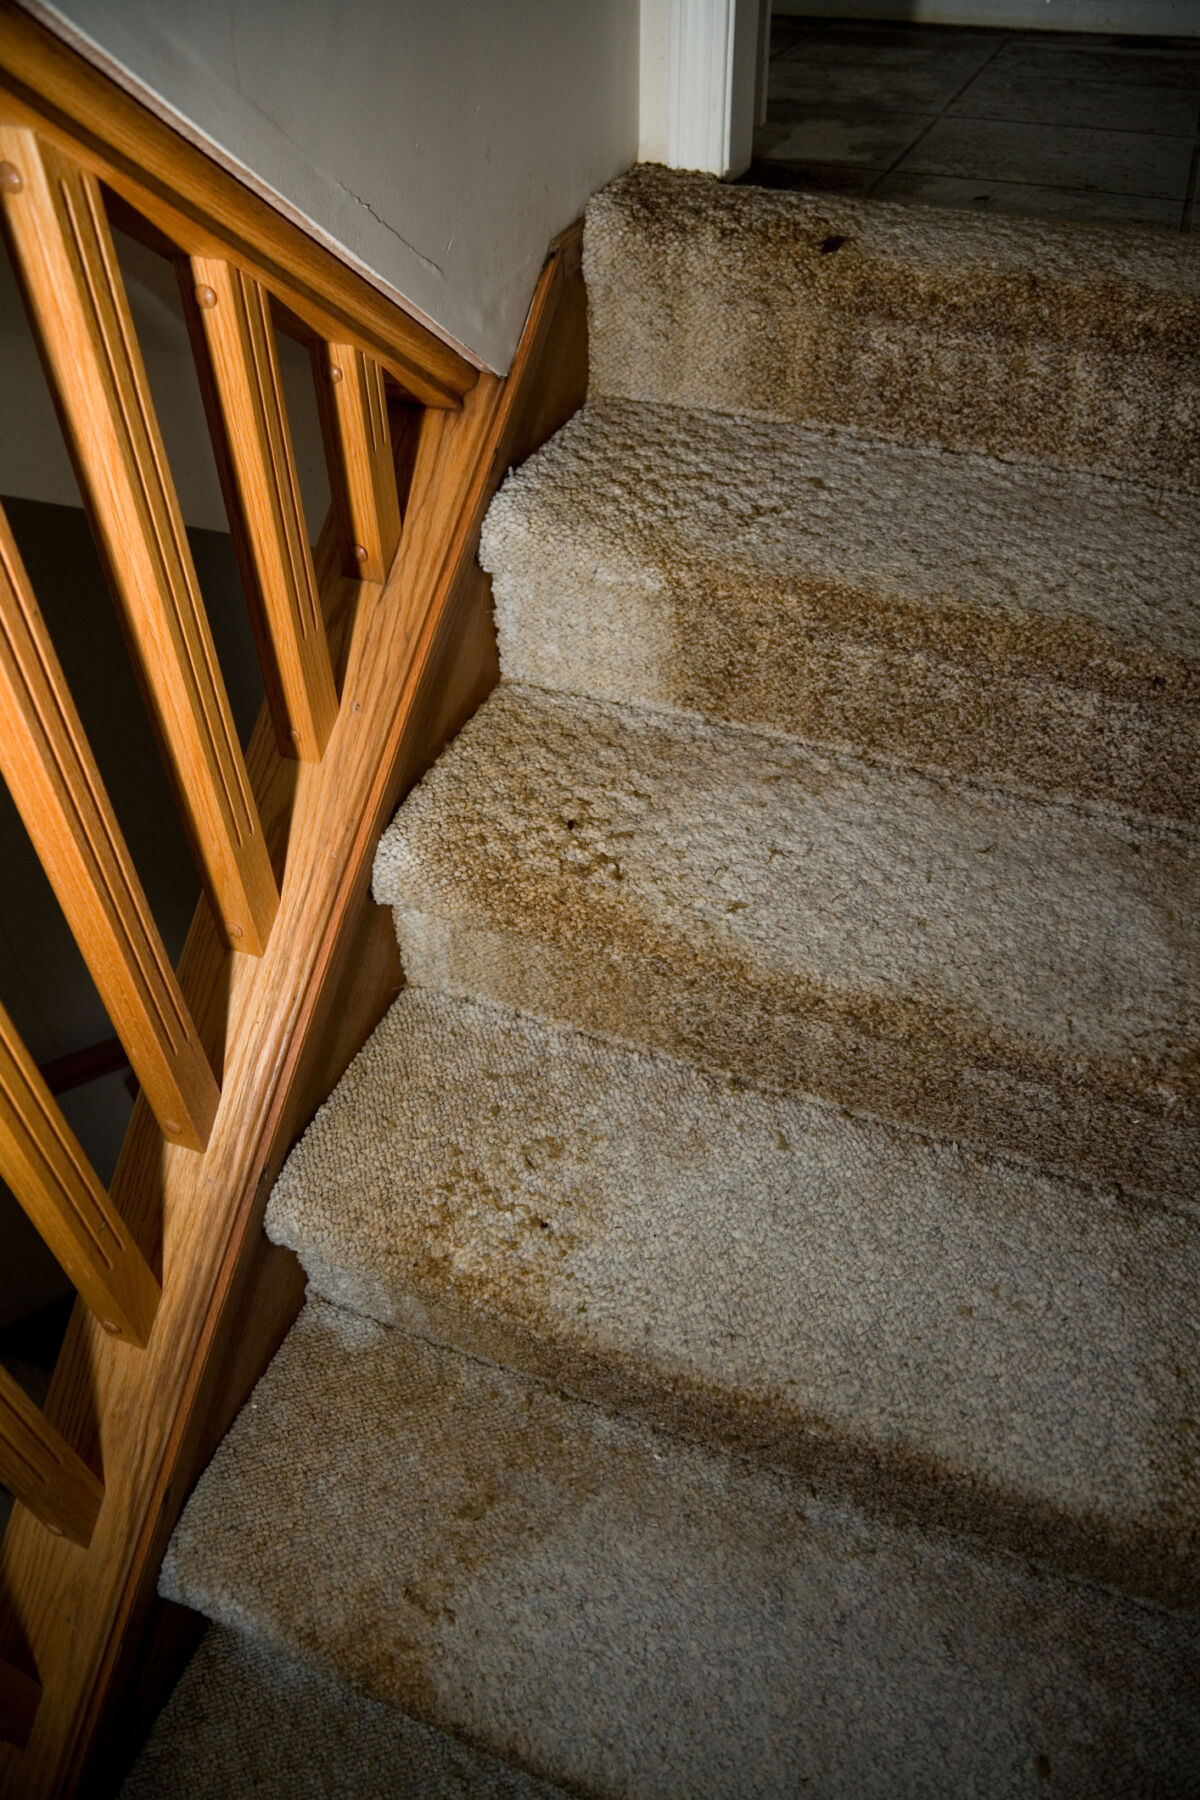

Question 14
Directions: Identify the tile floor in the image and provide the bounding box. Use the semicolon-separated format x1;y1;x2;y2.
748;14;1200;231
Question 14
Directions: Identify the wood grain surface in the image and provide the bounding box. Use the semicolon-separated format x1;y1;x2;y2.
0;503;218;1153
0;223;584;1797
0;125;278;957
183;256;338;764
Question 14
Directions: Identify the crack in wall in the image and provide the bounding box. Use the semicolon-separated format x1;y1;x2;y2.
337;184;445;279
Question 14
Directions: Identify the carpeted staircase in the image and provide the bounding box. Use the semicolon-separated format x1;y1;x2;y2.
125;167;1200;1798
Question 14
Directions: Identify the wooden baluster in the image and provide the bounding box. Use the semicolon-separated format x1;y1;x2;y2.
0;504;218;1153
0;1658;41;1750
0;1002;159;1343
312;342;402;583
0;1365;102;1546
182;258;338;763
0;125;278;954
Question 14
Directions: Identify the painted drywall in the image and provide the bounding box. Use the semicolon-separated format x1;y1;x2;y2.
773;0;1200;30
25;0;640;373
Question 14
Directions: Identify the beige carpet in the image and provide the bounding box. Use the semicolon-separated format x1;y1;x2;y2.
586;166;1200;487
129;166;1199;1798
481;397;1200;828
121;1624;565;1799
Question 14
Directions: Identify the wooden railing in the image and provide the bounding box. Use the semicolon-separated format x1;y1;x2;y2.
0;4;587;1793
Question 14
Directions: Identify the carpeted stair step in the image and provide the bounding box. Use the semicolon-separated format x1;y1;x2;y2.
160;1298;1200;1800
481;397;1199;830
587;165;1200;488
121;1623;562;1800
267;987;1200;1612
121;1624;565;1799
372;684;1199;1204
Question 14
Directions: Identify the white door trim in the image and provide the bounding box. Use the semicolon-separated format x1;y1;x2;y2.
646;0;763;179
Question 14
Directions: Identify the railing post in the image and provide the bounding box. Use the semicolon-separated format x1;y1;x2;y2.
0;1366;103;1547
183;258;338;763
0;124;279;955
312;342;402;584
0;503;219;1152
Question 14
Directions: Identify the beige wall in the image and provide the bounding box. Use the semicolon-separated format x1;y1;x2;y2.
23;0;641;372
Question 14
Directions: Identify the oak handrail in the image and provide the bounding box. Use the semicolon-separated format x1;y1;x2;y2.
0;7;582;1790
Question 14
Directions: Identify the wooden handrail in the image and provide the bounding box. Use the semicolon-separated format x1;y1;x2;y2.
0;0;583;1782
0;0;479;409
0;501;219;1151
0;1000;158;1347
313;343;404;584
0;125;280;958
0;220;586;1795
183;256;338;763
0;1367;102;1548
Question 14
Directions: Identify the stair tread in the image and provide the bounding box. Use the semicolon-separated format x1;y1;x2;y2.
122;1625;563;1800
372;682;1199;1199
481;397;1198;827
269;987;1200;1608
486;397;1200;666
161;1298;1200;1800
586;165;1200;488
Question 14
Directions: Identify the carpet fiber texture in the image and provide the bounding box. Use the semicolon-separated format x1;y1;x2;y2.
269;987;1200;1609
375;683;1198;1202
122;1626;565;1800
482;397;1199;828
586;165;1200;487
160;1300;1200;1800
136;163;1200;1797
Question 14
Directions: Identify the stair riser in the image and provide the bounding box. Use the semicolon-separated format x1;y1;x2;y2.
587;176;1200;488
296;1238;1199;1615
163;1302;1200;1800
393;912;1197;1206
494;562;1198;831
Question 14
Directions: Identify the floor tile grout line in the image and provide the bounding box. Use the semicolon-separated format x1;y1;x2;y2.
759;20;1199;228
862;33;1011;201
771;94;1200;146
752;159;1185;219
946;114;1200;144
